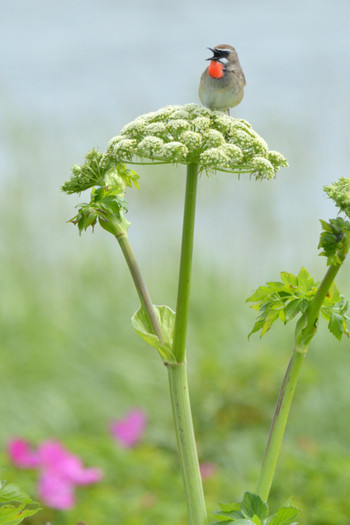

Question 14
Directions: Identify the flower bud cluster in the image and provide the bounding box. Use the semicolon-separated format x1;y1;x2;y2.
324;177;350;219
63;104;288;195
103;104;287;179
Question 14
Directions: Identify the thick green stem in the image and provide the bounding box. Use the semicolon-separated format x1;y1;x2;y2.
255;348;305;501
256;263;341;502
298;264;340;347
168;163;206;522
172;163;199;363
167;362;207;525
117;232;163;343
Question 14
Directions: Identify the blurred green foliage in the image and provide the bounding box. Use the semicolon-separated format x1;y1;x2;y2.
1;238;350;524
1;123;350;524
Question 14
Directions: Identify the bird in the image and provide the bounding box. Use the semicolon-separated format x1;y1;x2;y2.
198;44;246;115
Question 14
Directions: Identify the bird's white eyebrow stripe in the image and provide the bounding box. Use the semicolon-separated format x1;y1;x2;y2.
217;48;232;54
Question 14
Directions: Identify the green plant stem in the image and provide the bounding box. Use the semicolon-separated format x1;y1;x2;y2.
117;232;163;343
255;348;305;502
256;263;341;502
298;264;340;347
167;362;207;525
172;163;199;363
167;163;206;523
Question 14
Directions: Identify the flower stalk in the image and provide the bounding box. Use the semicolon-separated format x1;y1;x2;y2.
167;162;207;523
255;263;344;502
172;163;199;363
167;362;207;525
62;103;289;523
117;231;164;342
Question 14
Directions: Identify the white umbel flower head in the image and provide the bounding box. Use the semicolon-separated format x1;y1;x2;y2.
63;104;288;194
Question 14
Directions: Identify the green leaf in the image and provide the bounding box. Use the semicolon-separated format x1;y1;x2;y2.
0;482;41;525
260;310;280;337
211;521;234;525
318;217;350;265
213;496;299;525
246;286;273;303
132;305;177;363
283;299;303;323
280;272;298;288
297;267;315;292
328;313;347;340
241;492;269;520
265;505;300;525
246;266;349;339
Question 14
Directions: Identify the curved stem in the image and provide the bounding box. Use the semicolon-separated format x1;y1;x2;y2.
117;232;163;343
167;362;207;525
255;348;305;501
172;163;199;363
256;262;342;502
298;264;340;346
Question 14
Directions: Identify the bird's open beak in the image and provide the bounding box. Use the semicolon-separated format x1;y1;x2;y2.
206;47;218;61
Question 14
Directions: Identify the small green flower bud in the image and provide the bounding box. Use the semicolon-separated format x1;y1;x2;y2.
248;157;275;180
192;116;211;133
180;130;203;150
324;178;350;219
162;142;188;162
200;147;231;169
204;129;226;148
144;122;167;137
137;136;164;157
120;118;147;138
166;119;191;135
63;104;288;194
112;139;137;160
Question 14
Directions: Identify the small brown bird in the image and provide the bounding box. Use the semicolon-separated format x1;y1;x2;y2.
198;44;246;115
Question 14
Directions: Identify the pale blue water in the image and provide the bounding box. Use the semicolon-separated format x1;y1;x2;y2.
1;0;350;282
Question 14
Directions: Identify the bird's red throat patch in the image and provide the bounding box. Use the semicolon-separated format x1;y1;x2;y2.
208;60;224;79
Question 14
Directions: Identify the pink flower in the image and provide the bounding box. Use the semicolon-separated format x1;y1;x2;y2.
110;409;147;448
200;462;218;480
7;439;40;468
7;439;103;510
38;470;75;510
38;441;102;485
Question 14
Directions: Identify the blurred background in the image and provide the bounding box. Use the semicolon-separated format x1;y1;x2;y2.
1;0;350;523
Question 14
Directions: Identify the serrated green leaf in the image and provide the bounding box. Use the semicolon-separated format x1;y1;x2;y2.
0;482;41;525
296;267;314;292
260;310;280;337
328;313;346;340
319;219;332;233
246;286;273;303
280;272;298;287
265;282;286;292
241;492;269;520
264;505;300;525
326;282;341;303
132;305;177;363
248;320;264;339
283;299;303;322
